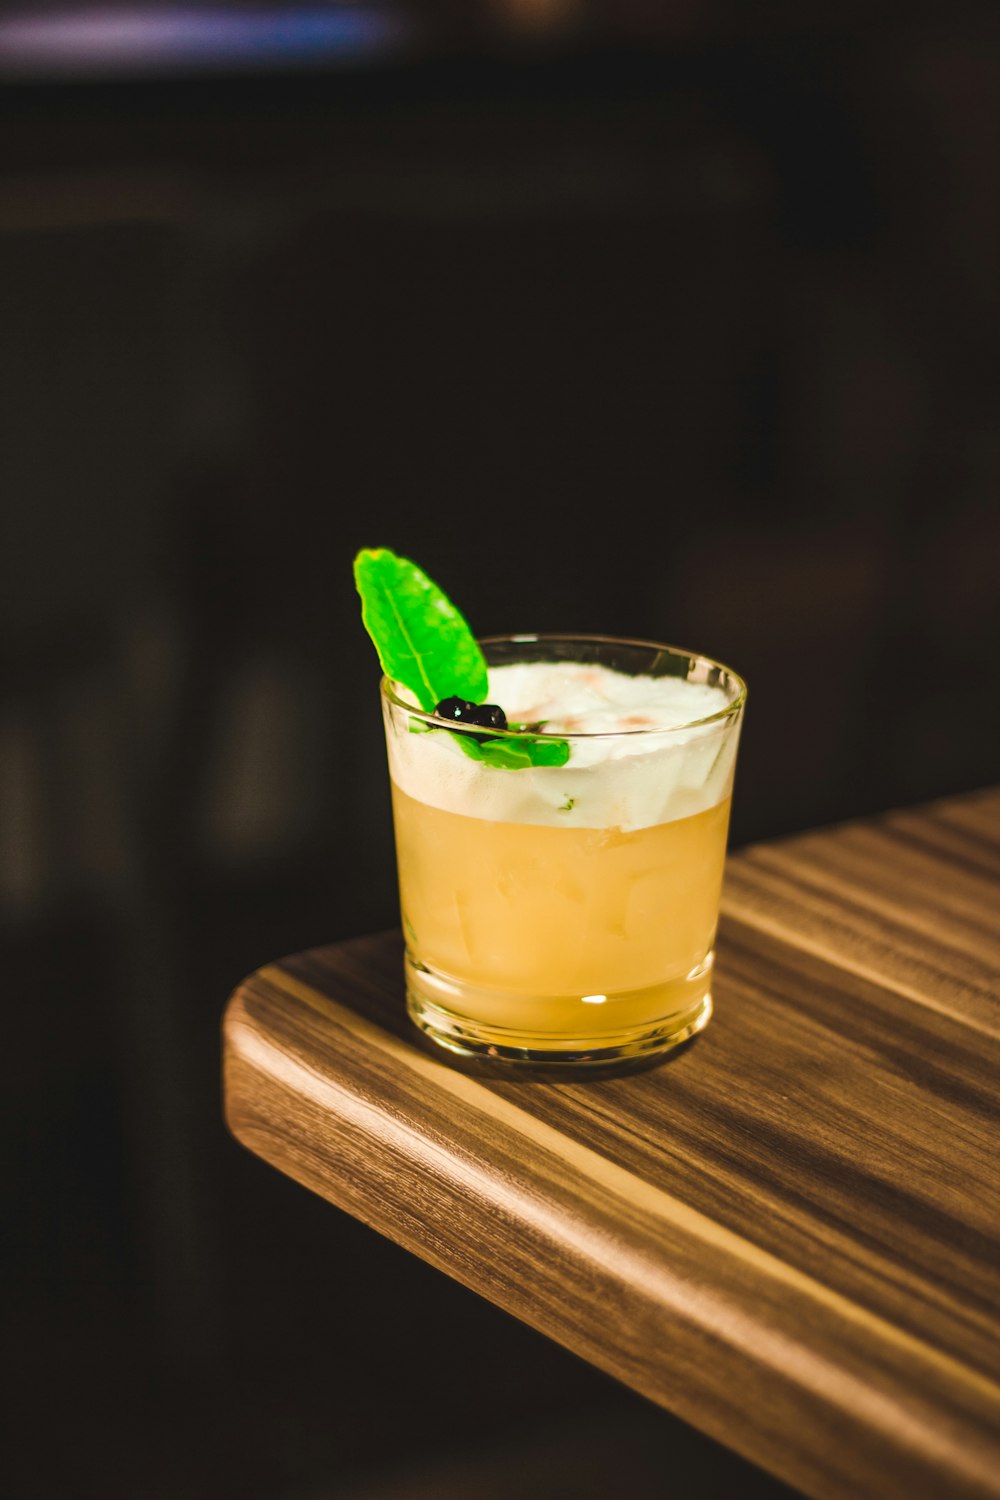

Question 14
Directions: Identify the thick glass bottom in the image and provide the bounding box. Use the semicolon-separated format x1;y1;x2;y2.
404;951;713;1068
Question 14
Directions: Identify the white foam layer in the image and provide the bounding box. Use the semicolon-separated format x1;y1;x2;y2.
385;661;741;830
486;662;730;740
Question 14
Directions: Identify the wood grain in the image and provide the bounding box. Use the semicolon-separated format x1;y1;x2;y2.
722;786;1000;1035
223;788;1000;1500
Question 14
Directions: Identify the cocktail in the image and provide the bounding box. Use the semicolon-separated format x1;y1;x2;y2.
356;551;746;1067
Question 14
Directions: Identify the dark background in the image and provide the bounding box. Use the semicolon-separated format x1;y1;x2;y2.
3;3;999;1497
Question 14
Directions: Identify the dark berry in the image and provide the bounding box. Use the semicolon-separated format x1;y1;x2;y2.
434;696;508;738
435;696;477;722
470;702;508;731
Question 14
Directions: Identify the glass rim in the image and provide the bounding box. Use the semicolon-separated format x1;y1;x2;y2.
380;632;747;740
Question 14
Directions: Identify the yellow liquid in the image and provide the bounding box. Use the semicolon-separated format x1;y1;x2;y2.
391;783;732;1052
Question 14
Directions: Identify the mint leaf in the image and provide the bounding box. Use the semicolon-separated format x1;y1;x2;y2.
354;547;571;769
515;737;571;768
354;548;488;712
449;731;570;769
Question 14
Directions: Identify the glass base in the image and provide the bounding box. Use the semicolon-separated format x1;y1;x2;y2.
405;953;713;1069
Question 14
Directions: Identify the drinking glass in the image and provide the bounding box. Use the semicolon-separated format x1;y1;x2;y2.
380;634;746;1067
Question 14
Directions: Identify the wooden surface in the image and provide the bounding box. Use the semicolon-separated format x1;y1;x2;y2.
223;787;1000;1500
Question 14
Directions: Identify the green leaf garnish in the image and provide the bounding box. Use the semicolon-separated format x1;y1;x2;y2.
451;732;570;769
354;547;488;712
354;546;571;769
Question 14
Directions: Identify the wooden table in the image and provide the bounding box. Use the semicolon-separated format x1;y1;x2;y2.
223;787;1000;1500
